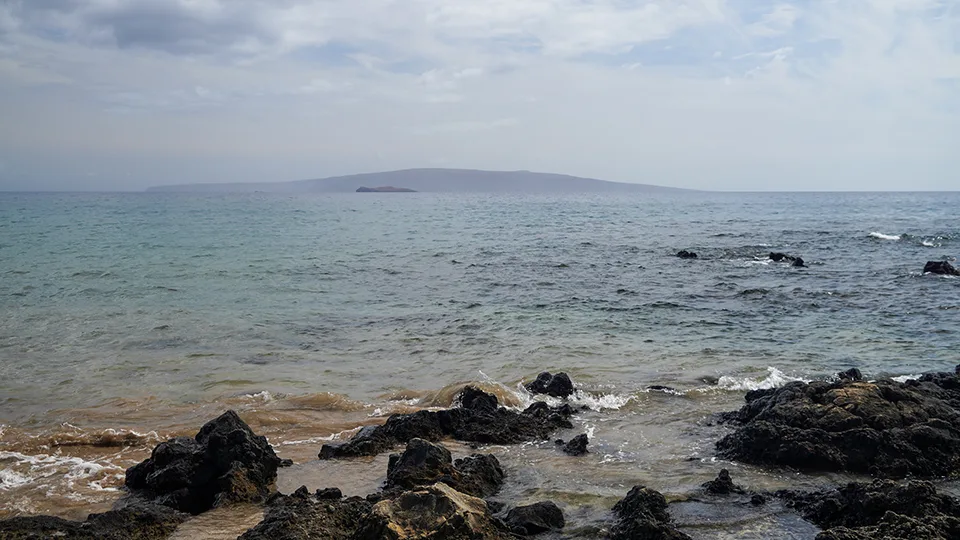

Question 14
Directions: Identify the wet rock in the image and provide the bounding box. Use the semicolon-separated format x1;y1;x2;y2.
525;372;575;398
353;482;510;540
320;387;574;459
837;368;863;382
610;485;692;540
924;261;960;276
384;438;504;498
239;489;372;540
648;385;678;393
0;500;187;540
715;372;960;477
792;257;806;267
676;250;698;259
504;501;565;535
561;433;589;456
316;487;343;500
750;494;767;506
778;479;960;540
701;469;745;495
125;410;282;514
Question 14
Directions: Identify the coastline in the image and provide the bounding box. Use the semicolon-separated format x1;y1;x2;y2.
4;368;960;538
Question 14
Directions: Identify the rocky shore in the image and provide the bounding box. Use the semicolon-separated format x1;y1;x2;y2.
4;369;960;539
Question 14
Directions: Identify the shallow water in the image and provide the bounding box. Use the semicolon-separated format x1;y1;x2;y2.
1;191;958;536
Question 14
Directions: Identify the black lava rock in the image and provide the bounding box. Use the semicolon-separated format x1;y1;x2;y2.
384;438;504;498
525;372;575;398
320;387;574;459
504;501;565;535
562;434;589;456
610;485;692;540
0;500;187;540
924;261;960;276
676;250;698;259
701;469;745;495
125;410;282;514
716;371;960;478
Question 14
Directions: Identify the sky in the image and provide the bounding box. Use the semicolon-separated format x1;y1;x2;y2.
0;0;958;192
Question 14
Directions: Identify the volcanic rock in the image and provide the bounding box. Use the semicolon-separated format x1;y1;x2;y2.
319;386;574;459
561;433;589;456
701;469;745;495
353;482;510;540
238;488;371;540
779;479;960;540
715;372;960;477
924;261;960;276
384;438;504;498
525;372;575;398
504;501;565;535
0;500;186;540
610;485;692;540
125;410;282;514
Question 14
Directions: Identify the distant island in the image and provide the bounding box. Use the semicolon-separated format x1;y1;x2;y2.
145;168;693;194
356;186;417;193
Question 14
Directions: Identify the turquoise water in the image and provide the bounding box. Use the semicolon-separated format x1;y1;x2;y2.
1;191;958;532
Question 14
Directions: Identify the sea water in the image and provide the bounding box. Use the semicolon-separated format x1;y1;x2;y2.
1;191;958;536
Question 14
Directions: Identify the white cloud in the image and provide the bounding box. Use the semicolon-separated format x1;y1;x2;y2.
0;0;957;190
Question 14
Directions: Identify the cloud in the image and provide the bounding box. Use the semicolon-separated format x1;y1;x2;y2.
0;0;957;191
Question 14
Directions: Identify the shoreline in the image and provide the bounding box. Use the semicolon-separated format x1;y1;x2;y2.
4;368;960;538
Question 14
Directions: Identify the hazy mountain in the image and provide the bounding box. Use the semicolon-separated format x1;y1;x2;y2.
145;169;690;193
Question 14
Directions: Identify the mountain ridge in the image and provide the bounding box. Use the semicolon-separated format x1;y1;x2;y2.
145;168;692;194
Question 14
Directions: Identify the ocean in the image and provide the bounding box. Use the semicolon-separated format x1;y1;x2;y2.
1;191;958;537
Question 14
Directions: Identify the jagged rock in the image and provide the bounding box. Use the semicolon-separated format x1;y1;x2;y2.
701;469;744;495
239;488;371;540
320;387;574;459
353;482;510;540
384;438;504;498
610;485;692;540
676;250;698;259
778;480;960;540
923;261;960;276
525;372;575;398
715;371;960;477
504;501;565;535
0;500;187;540
316;487;343;500
837;368;863;382
125;410;282;514
561;434;589;456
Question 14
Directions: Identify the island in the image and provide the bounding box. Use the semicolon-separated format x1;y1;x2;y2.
145;168;695;194
355;186;417;193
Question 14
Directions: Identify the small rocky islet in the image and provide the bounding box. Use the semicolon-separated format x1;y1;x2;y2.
5;369;960;539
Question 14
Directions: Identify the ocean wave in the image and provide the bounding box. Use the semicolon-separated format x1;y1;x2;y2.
713;367;808;391
0;450;122;492
869;232;901;241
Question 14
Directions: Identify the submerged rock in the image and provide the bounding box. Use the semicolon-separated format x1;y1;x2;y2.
320;386;574;459
504;501;565;535
924;261;960;276
701;469;745;495
779;480;960;540
561;433;589;456
525;372;575;398
610;486;692;540
837;368;864;382
715;371;960;477
0;500;186;540
239;488;372;540
676;250;698;259
769;252;805;267
384;438;504;498
125;410;282;514
354;482;510;540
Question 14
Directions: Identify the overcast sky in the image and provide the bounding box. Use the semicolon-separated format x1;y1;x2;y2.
0;1;958;191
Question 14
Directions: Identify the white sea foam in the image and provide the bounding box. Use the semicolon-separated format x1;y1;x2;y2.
870;232;901;241
891;374;921;383
922;239;937;247
714;367;808;391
